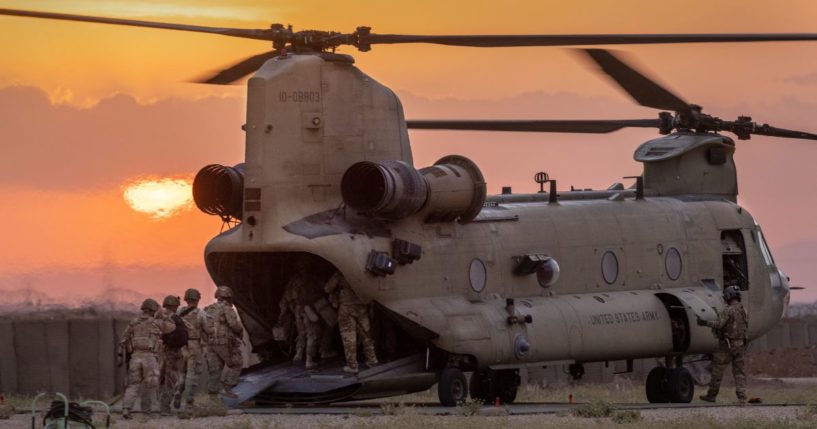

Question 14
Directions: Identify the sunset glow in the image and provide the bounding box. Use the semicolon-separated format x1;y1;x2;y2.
123;177;193;219
1;0;817;303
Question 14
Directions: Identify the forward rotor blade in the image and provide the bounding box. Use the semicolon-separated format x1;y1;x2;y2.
406;119;660;133
196;51;279;84
0;8;272;41
745;124;817;140
365;33;817;48
581;49;689;112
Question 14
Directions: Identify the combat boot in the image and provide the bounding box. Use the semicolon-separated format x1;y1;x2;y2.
305;357;318;369
220;388;239;399
122;408;132;420
699;394;716;403
173;392;182;409
343;365;359;374
365;358;379;368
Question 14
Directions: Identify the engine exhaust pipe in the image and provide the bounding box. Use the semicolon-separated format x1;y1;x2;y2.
341;155;485;223
193;163;245;220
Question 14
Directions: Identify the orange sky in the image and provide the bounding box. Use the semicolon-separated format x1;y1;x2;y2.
1;0;817;303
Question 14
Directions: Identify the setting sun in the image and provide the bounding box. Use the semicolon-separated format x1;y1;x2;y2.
123;177;193;219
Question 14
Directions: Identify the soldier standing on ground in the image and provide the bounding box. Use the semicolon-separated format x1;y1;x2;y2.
158;295;186;415
119;298;174;419
176;288;206;409
324;270;378;374
697;285;749;403
204;285;244;401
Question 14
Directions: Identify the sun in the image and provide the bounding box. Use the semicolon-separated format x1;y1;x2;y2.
123;177;193;219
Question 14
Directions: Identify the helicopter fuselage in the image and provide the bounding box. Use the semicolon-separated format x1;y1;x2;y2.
199;53;788;374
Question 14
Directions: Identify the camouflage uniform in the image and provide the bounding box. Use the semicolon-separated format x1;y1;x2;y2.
277;284;303;361
120;300;174;417
177;298;207;406
289;272;326;368
204;287;244;398
324;271;377;373
158;297;185;414
701;300;749;402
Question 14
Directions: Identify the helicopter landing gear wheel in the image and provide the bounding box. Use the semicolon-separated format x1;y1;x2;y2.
666;367;694;403
646;367;669;403
468;369;520;404
438;368;467;406
646;366;695;403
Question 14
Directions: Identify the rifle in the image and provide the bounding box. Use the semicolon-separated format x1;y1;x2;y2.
110;343;131;406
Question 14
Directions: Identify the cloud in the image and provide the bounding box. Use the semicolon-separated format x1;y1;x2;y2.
786;71;817;85
0;85;245;190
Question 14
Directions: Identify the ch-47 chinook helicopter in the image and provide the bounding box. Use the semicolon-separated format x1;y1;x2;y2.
4;7;816;407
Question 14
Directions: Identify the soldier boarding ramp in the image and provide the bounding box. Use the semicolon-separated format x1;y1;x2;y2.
224;352;435;407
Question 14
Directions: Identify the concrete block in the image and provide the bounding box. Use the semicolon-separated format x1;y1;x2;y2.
70;320;100;398
808;322;817;346
0;321;17;393
789;322;809;348
45;321;70;395
583;362;603;383
97;319;116;399
765;325;783;349
778;323;792;348
114;319;130;394
14;321;51;394
748;334;767;352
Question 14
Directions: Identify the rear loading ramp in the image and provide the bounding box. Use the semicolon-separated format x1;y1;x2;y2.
225;352;433;407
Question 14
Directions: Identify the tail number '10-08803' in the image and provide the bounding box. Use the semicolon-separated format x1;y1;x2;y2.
279;91;321;102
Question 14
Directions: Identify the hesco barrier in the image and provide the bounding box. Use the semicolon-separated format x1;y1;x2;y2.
0;317;131;398
0;315;814;396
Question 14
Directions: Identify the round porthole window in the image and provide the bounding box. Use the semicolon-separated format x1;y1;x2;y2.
665;247;682;281
537;258;561;288
469;258;487;293
601;251;619;284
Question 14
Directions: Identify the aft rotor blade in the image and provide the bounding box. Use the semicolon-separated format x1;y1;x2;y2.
0;8;272;41
581;49;690;112
365;33;817;48
196;51;280;84
406;119;660;133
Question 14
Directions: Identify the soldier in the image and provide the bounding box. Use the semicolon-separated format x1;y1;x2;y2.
697;285;749;403
158;295;186;415
324;270;378;374
285;259;330;369
119;298;174;419
175;288;206;409
203;285;244;401
276;282;304;363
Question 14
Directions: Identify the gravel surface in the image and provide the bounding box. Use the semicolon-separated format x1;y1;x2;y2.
1;404;813;429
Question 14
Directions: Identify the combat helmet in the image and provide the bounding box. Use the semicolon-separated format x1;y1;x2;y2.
723;285;742;302
163;295;181;308
184;288;201;302
215;285;233;300
141;298;159;313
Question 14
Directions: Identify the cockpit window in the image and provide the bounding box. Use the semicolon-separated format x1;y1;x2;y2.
756;228;775;266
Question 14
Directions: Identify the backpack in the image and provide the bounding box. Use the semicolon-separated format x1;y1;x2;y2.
162;313;189;349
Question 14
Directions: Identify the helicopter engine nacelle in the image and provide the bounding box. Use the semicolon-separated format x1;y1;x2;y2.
193;163;245;220
341;155;486;222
